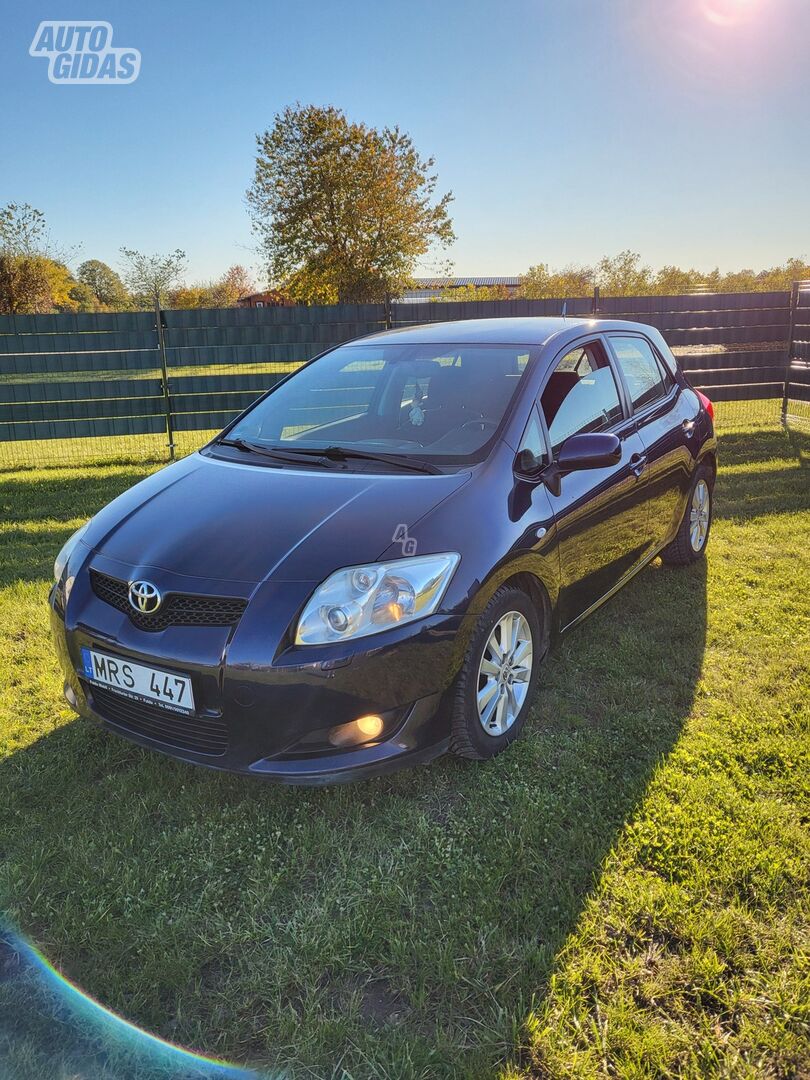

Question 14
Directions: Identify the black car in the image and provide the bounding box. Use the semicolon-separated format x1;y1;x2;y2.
50;317;717;783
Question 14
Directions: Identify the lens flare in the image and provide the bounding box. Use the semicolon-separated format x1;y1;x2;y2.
699;0;758;27
2;928;263;1078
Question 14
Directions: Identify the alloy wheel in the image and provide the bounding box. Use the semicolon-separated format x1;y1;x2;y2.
476;610;533;736
690;478;710;552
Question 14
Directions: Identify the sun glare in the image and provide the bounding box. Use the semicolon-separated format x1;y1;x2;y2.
700;0;759;27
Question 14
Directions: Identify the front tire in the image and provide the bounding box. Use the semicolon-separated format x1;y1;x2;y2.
449;585;543;761
661;464;714;566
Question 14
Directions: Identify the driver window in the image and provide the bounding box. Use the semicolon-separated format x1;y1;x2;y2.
540;341;623;456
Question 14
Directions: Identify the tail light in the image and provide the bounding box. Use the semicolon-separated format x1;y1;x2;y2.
696;390;714;421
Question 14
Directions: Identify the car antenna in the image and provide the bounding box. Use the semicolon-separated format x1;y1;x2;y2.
561;301;567;320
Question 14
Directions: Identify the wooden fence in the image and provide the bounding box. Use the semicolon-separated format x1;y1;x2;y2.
0;287;807;467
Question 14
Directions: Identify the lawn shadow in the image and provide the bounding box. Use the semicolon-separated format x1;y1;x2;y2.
0;564;708;1079
6;427;797;1078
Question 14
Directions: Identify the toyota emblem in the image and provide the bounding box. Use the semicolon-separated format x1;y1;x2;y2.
128;579;162;614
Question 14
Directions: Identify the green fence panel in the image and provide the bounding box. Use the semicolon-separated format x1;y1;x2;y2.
0;377;163;404
0;350;159;377
0;414;166;442
170;391;262;415
0;330;157;355
0;310;155;335
677;349;784;371
0;396;166;423
166;372;284;396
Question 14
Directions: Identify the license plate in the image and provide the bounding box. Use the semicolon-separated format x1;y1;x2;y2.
81;647;195;715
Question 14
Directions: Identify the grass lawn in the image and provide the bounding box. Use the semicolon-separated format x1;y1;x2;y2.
0;422;808;1079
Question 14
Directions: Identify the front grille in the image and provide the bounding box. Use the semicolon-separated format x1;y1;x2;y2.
89;569;247;632
89;685;228;756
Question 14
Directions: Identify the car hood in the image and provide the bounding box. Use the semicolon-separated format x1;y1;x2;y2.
83;452;470;584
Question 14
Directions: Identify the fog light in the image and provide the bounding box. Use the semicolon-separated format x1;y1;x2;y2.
328;714;384;748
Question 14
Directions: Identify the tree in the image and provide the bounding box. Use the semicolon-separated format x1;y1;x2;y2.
0;253;53;314
164;266;258;309
594;250;654;296
0;203;48;256
0;203;78;314
247;104;454;303
120;247;187;308
520;263;594;299
212;264;255;306
77;259;130;309
653;265;707;294
67;280;100;312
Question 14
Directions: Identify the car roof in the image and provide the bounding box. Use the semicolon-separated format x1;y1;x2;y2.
358;316;656;347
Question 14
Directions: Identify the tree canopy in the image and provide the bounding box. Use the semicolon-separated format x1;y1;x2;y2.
515;250;810;300
119;247;187;307
77;259;131;309
247;104;455;303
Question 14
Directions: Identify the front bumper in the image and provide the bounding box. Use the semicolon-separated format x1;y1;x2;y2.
50;571;461;784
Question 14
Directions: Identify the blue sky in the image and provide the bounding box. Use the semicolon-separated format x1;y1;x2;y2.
1;0;808;285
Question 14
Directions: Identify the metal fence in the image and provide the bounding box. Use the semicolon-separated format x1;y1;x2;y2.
1;287;808;470
783;280;810;431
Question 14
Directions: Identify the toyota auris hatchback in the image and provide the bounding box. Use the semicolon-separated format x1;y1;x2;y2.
50;318;716;783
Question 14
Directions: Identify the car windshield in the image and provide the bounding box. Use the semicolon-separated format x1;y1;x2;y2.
221;342;534;465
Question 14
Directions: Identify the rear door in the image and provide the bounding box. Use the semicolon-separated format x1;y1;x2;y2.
538;336;655;628
606;333;697;549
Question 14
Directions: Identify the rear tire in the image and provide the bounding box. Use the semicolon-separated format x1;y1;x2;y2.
449;585;543;761
661;464;714;566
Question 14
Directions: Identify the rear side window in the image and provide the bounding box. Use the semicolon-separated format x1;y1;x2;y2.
540;341;623;455
611;336;673;410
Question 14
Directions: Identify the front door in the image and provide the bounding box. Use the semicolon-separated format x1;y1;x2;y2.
539;338;654;628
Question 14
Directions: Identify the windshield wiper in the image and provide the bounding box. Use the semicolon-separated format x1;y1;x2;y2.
279;445;443;475
218;437;442;474
216;437;337;468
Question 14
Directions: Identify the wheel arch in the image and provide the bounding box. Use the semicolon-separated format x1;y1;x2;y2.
699;449;717;487
448;560;557;684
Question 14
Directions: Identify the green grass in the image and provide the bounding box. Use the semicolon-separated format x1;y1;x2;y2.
0;422;808;1079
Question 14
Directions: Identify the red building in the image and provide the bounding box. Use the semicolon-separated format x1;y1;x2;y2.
238;290;296;308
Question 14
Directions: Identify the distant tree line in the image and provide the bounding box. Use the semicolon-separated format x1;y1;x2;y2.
0;204;257;315
435;251;810;302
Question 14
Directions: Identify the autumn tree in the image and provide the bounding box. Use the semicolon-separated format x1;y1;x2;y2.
594;250;654;296
165;265;257;309
211;264;255;306
247;104;454;304
520;262;594;299
120;247;187;308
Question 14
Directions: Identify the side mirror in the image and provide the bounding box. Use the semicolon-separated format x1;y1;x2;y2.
514;447;544;479
556;432;621;471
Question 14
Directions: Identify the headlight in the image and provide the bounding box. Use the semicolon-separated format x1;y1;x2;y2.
54;523;89;583
295;553;460;645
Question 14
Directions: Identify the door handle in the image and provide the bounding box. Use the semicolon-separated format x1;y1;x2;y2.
682;417;697;436
630;452;647;478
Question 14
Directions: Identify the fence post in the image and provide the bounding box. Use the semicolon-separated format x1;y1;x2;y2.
781;281;799;427
384;291;393;330
154;301;175;460
592;286;600;315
